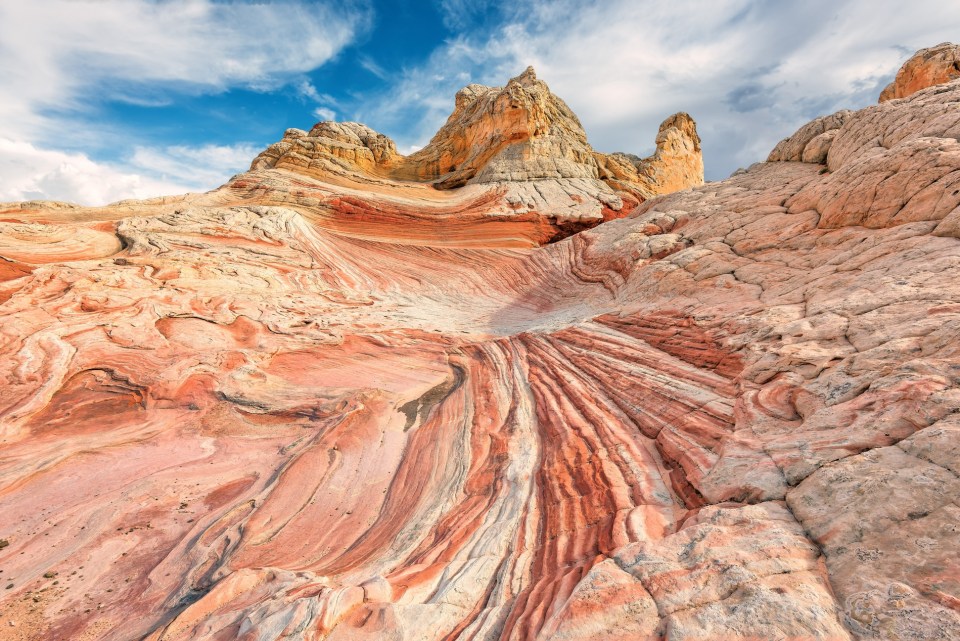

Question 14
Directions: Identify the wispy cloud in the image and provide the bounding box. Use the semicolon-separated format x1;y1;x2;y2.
297;81;325;104
434;0;496;31
363;0;960;179
0;0;371;202
129;143;261;188
298;80;340;123
359;55;389;80
296;81;342;108
0;138;263;206
312;107;337;122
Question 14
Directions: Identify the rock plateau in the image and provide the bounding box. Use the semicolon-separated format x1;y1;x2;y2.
0;52;958;641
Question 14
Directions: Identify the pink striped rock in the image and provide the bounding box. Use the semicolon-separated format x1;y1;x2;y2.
0;48;958;641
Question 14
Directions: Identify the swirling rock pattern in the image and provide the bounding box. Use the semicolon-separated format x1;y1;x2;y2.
1;54;959;641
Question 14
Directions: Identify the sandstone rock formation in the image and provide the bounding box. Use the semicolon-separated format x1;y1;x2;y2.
879;42;960;102
0;53;959;641
596;111;703;201
250;67;703;239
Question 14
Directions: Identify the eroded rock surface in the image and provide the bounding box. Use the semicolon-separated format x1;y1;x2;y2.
0;55;958;641
250;67;703;239
879;42;960;102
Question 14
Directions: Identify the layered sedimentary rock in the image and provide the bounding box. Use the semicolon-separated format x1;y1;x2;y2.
250;67;703;240
1;52;959;641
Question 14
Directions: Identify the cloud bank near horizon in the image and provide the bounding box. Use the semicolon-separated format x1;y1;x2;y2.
2;0;960;205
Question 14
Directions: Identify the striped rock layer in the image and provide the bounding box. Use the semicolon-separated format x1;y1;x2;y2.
0;55;959;641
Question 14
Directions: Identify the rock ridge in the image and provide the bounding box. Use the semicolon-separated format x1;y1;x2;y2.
251;66;704;237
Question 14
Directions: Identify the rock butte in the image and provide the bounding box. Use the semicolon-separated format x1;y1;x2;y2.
0;48;958;641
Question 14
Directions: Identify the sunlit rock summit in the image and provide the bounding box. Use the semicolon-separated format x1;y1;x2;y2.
0;50;958;641
250;66;703;243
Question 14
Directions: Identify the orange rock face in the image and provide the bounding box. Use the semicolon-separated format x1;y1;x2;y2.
879;42;960;102
249;67;704;241
1;55;959;641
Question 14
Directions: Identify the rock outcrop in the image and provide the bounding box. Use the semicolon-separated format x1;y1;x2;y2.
0;51;959;641
766;109;853;164
596;111;703;201
251;67;703;239
879;42;960;102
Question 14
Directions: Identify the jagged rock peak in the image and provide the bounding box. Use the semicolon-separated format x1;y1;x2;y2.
658;112;701;152
880;42;960;102
517;65;537;84
596;112;704;201
249;66;704;201
405;65;593;188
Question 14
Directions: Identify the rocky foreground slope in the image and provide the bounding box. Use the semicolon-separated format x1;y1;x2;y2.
0;48;958;641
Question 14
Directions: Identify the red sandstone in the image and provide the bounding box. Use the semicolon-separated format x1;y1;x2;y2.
0;52;959;641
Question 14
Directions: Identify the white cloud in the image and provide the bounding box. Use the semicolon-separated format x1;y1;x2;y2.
0;138;261;206
296;81;341;107
312;107;338;122
358;55;389;80
0;0;370;140
364;0;960;179
0;0;369;203
0;138;193;205
299;81;340;123
129;143;261;187
297;81;325;104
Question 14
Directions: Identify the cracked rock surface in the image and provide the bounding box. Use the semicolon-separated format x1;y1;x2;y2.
0;54;958;640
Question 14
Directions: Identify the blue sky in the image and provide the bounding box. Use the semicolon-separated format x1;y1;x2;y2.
2;0;960;205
